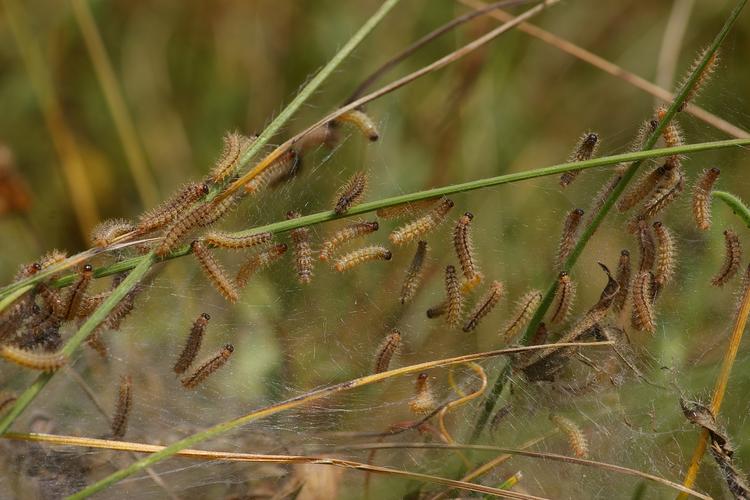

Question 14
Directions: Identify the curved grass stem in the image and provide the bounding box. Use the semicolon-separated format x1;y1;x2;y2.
712;190;750;228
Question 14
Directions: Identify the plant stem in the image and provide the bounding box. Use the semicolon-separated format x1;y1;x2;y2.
712;190;750;228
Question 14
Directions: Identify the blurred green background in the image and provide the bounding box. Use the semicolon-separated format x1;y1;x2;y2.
1;0;749;498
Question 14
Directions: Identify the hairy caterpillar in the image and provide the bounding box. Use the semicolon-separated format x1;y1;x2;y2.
287;211;314;284
617;164;669;213
196;193;243;227
174;312;210;375
244;150;299;195
63;264;93;320
530;321;548;346
138;181;209;234
445;265;463;328
584;171;623;230
453;212;482;284
333;245;391;272
191;241;239;303
75;291;111;319
85;332;108;359
389;198;454;245
712;229;741;287
155;199;216;257
334;171;368;215
374;329;401;374
612;250;631;313
653;221;677;296
631;271;656;333
320;221;379;262
91;219;135;247
676;47;719;111
400;240;428;305
635;218;655;273
210;131;254;183
203;231;272;250
633;165;685;225
409;373;436;415
181;344;234;389
333;109;379;142
236;243;288;288
550;414;589;458
549;272;576;325
111;375;132;440
500;289;542;342
376;198;439;220
0;345;67;371
692;168;721;231
556;208;584;271
559;132;599;187
463;280;504;332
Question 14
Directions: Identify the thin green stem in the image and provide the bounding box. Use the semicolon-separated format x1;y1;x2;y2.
712;190;750;228
472;0;747;440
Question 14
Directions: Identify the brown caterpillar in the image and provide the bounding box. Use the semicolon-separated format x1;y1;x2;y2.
426;301;447;319
181;344;234;389
692;168;721;231
64;264;93;320
210;131;254;183
400;240;428;305
374;329;401;374
656;106;685;171
320;221;379;262
91;219;135;247
612;250;631;313
0;345;67;371
85;333;108;359
712;229;742;287
287;211;314;284
236;243;288;288
333;245;391;273
500;289;542;342
155;200;214;257
138;181;209;233
191;241;239;303
111;375;132;440
584;171;623;230
653;222;677;296
617;164;669;213
445;265;463;328
75;291;111;319
334;171;368;215
196;193;243;228
631;271;656;333
203;231;272;250
409;373;436;415
677;47;719;111
633;165;685;225
389;198;454;245
453;212;482;284
559;132;599;187
463;280;504;332
550;414;589;458
333;110;379;141
376;198;439;220
635;218;656;273
549;272;576;325
174;313;210;375
244;150;299;194
556;208;584;271
530;322;548;346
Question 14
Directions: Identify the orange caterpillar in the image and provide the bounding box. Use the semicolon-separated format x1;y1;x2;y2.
631;271;655;333
712;229;741;287
612;250;631;313
453;212;482;285
191;241;239;303
287;211;314;284
676;47;719;111
244;150;299;195
181;344;234;389
389;198;454;245
91;219;134;247
617;164;669;213
409;373;436;415
692;168;720;231
236;243;288;288
138;181;209;233
445;265;463;328
549;272;576;325
333;110;379;142
210;131;254;183
376;198;439;220
550;414;589;458
559;132;599;187
174;312;210;375
203;231;272;250
556;208;584;271
400;240;428;305
0;345;67;372
111;375;132;440
653;222;677;296
463;280;504;332
500;290;542;341
634;165;685;224
374;330;401;374
334;171;368;215
320;221;379;262
333;245;391;272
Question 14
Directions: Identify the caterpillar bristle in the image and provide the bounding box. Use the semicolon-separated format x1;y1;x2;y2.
287;211;314;284
174;312;210;375
550;414;589;458
617;164;667;213
138;181;209;234
500;289;542;342
400;241;428;305
676;47;719;112
712;229;741;287
333;245;391;272
333;171;368;215
111;375;132;440
236;243;288;288
692;168;721;231
462;280;504;332
181;344;234;389
631;270;656;333
191;241;239;303
210;131;254;184
653;221;677;297
453;212;482;284
320;221;379;262
560;132;599;187
409;373;436;415
374;329;401;374
389;198;454;246
203;231;273;250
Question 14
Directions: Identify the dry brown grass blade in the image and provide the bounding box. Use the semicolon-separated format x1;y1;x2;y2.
458;0;750;139
2;432;548;499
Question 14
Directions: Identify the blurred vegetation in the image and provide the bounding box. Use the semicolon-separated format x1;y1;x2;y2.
1;0;749;498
